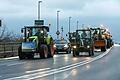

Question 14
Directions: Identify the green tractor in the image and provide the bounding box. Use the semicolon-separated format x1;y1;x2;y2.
18;25;55;60
70;29;94;57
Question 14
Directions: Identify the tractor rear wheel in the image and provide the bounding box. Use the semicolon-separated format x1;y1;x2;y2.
40;45;48;59
49;45;54;57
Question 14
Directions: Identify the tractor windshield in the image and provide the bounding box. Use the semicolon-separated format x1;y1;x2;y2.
26;27;47;37
77;30;91;39
77;30;91;46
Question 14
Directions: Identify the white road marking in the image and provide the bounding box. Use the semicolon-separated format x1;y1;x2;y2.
7;62;26;67
0;56;18;61
54;54;70;58
25;68;51;73
4;47;112;80
114;44;120;47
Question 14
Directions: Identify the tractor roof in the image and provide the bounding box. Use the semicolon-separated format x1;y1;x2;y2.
24;25;49;28
24;25;49;32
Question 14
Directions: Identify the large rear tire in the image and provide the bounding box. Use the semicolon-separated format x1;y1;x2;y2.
40;45;48;59
49;45;54;57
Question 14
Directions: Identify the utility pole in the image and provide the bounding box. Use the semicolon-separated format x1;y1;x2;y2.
61;26;63;40
38;1;42;20
68;17;71;39
56;11;60;39
35;1;44;25
77;21;79;30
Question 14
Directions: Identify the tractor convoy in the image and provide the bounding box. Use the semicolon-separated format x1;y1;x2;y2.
69;27;113;57
18;24;113;59
18;25;113;59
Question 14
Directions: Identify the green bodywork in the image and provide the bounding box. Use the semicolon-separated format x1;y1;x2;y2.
29;36;38;48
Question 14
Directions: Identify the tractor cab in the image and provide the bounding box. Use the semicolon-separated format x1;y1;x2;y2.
71;29;94;57
21;26;49;42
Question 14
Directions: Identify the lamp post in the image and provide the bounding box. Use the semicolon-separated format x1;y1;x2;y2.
61;26;63;39
56;11;60;39
77;21;79;30
69;17;71;34
68;17;71;39
38;1;42;20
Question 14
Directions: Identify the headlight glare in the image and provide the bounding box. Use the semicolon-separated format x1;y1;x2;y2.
53;44;56;48
64;44;68;48
87;46;90;48
73;46;77;49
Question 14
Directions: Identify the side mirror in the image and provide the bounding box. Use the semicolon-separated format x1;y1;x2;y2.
21;28;24;33
46;27;49;32
66;34;68;36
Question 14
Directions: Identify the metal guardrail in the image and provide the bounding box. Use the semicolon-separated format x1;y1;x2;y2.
0;42;21;58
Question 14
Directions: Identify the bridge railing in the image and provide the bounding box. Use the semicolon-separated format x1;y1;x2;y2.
0;42;21;58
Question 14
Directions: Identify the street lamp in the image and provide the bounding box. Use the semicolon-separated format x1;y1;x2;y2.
69;17;72;34
56;11;60;39
77;21;79;30
61;26;63;39
38;1;42;20
68;17;71;39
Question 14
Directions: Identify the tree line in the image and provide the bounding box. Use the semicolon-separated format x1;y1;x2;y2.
0;26;22;42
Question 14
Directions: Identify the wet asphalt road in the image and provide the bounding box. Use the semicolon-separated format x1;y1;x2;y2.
0;45;119;80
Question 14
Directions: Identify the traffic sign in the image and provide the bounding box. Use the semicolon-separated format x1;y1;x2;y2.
34;20;44;25
56;30;60;35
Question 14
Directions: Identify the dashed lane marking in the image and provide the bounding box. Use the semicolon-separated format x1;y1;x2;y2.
7;62;26;67
25;68;51;73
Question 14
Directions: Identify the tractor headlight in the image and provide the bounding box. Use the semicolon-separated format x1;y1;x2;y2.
87;46;90;48
73;46;77;49
53;44;56;48
41;31;44;34
64;44;68;48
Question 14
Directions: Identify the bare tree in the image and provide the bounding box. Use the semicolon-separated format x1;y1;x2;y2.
0;25;6;41
0;25;16;42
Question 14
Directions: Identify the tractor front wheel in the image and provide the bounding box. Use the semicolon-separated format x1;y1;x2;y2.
101;46;106;52
18;46;25;60
73;50;79;57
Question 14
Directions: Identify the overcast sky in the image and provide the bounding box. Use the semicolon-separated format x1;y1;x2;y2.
0;0;120;41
